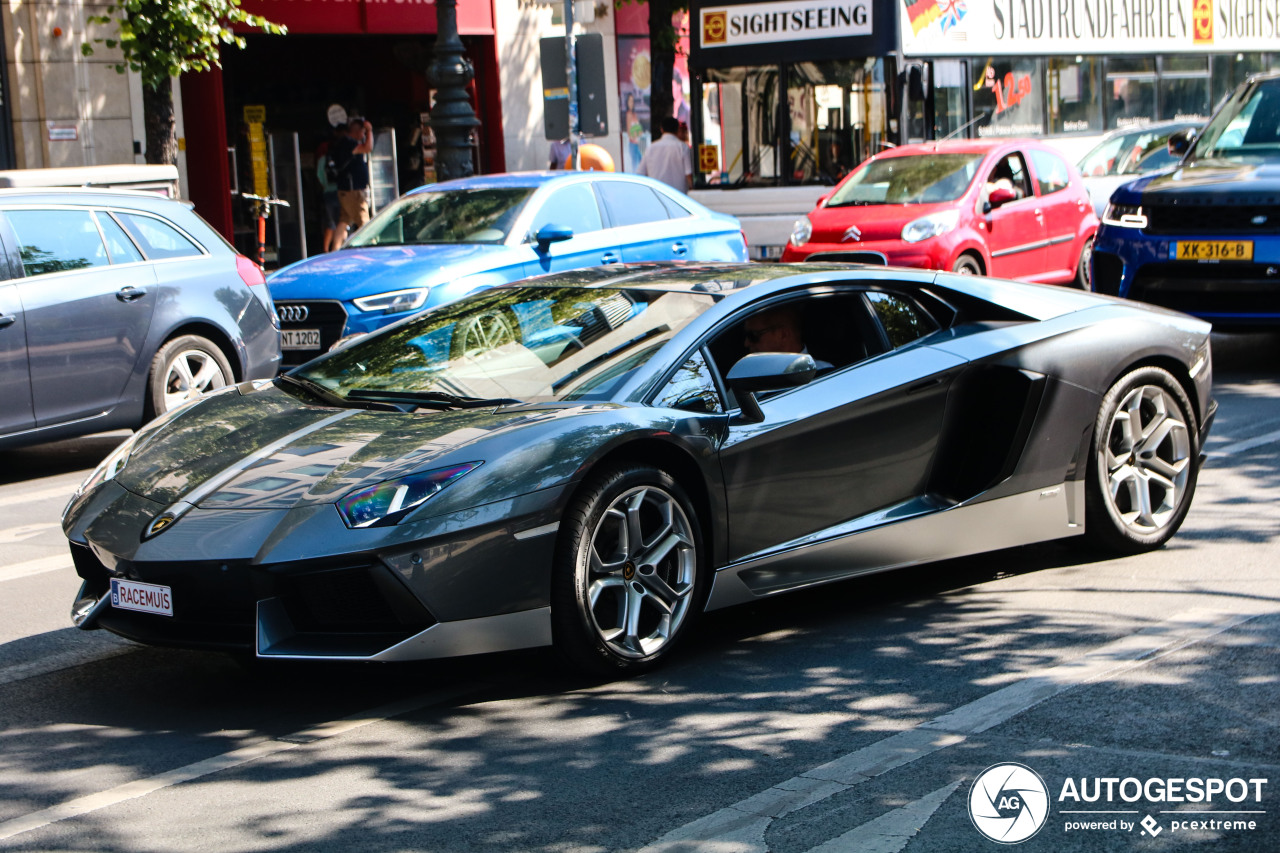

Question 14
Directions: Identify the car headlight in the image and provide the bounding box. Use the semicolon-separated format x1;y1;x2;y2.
790;216;813;247
336;462;481;528
901;210;961;243
1102;203;1148;228
352;288;430;314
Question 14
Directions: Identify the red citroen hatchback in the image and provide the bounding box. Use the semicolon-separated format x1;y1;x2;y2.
782;139;1098;287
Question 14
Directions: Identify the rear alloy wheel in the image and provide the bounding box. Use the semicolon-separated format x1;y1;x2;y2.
146;335;233;418
952;254;982;275
1075;236;1094;289
552;464;706;677
1084;366;1198;553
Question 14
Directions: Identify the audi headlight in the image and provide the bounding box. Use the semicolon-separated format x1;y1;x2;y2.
336;462;481;528
352;288;430;314
901;210;960;243
790;216;813;247
1103;203;1147;228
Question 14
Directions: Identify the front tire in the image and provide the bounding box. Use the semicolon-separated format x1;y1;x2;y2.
952;254;982;275
146;335;233;420
1084;367;1198;553
551;464;706;677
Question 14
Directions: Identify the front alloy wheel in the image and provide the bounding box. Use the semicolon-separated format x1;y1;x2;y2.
1085;367;1198;552
553;465;705;676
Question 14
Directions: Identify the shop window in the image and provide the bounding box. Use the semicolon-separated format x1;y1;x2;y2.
974;58;1045;138
1048;57;1102;135
1160;56;1210;123
777;60;887;186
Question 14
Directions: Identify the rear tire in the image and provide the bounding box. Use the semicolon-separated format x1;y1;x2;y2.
1083;366;1198;553
1075;236;1094;289
145;335;233;420
551;464;707;678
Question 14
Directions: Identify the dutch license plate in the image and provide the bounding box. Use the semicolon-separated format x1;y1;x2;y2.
110;578;173;617
1173;241;1253;261
282;328;321;350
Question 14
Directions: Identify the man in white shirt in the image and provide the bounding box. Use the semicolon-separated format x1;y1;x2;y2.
636;116;692;192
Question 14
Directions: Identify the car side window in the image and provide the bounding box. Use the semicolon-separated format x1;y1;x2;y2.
96;212;144;264
865;292;938;348
984;153;1033;201
1029;150;1070;196
528;184;603;238
117;213;203;259
652;349;723;413
7;209;110;277
657;193;692;219
595;181;670;228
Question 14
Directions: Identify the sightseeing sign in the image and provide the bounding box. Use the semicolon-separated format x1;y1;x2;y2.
901;0;1280;55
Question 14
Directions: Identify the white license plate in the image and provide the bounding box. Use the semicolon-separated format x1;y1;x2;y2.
110;578;173;617
282;329;321;350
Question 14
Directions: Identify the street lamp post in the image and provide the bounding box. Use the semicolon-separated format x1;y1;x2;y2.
426;0;481;180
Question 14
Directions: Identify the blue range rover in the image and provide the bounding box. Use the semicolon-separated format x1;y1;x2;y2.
1093;71;1280;324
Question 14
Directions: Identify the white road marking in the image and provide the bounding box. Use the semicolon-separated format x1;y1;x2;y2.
0;642;134;688
0;554;73;583
1208;427;1280;458
0;683;484;842
0;483;79;509
802;780;963;853
638;609;1259;853
0;522;61;544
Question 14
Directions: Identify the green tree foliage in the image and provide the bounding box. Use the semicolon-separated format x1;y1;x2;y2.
82;1;286;165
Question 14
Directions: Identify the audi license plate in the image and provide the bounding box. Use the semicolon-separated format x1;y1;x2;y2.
282;329;321;350
110;578;173;617
1173;241;1253;261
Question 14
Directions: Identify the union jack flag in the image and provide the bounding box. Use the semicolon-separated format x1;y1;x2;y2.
938;0;967;32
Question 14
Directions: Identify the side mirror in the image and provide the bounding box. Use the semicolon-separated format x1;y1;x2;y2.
535;224;574;249
987;186;1017;208
726;352;816;423
1167;127;1197;157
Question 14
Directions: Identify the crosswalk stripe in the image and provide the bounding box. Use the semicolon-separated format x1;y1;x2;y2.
0;555;73;583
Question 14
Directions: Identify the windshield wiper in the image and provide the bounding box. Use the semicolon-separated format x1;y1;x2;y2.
278;374;405;411
824;200;876;207
344;389;522;410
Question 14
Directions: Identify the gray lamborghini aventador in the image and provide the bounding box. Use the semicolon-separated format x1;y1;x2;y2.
63;263;1215;676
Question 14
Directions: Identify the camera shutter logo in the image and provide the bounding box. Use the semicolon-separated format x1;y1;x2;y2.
703;11;728;44
968;763;1050;844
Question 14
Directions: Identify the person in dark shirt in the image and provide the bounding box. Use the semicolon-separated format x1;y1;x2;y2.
330;116;374;248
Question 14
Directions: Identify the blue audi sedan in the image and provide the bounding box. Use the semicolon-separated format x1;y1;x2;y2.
269;172;748;365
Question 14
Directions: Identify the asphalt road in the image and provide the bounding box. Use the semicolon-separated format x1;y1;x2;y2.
0;333;1277;852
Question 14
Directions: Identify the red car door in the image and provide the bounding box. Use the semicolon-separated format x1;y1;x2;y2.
980;152;1047;280
1028;148;1088;281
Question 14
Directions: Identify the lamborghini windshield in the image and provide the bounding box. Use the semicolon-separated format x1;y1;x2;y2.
346;187;536;247
826;153;984;206
291;286;717;404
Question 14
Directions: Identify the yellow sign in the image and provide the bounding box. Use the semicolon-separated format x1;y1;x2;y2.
703;11;728;44
1192;0;1214;43
698;144;720;174
243;105;266;124
1175;240;1252;261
